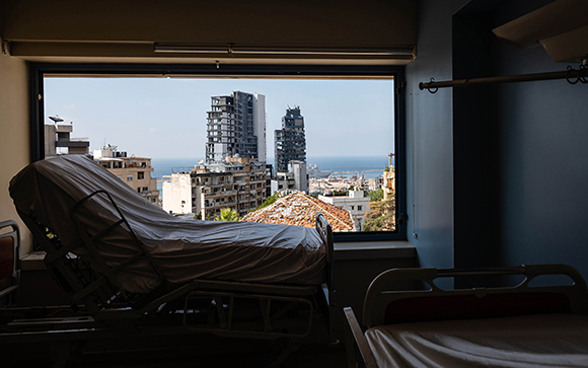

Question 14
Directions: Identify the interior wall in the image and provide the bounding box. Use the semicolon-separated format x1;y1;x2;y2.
0;34;32;254
405;0;469;274
490;1;588;279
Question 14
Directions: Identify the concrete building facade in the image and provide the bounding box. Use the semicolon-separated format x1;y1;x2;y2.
44;123;89;157
162;156;267;219
93;146;160;205
319;190;370;231
206;91;266;163
275;107;306;172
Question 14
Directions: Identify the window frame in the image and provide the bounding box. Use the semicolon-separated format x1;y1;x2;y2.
29;63;407;242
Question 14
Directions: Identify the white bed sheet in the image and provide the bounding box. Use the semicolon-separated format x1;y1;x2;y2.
10;155;326;293
365;313;588;368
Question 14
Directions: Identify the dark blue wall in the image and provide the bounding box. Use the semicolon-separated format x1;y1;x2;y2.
491;3;588;279
407;0;588;282
406;0;469;276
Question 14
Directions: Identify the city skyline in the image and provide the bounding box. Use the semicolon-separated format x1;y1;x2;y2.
44;78;395;160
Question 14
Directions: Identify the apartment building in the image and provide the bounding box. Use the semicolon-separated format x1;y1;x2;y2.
275;107;306;172
319;190;370;230
93;146;160;205
44;121;89;157
163;156;267;218
206;91;266;163
270;160;309;195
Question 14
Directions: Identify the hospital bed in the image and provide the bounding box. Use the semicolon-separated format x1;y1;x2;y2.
3;155;336;364
344;265;588;367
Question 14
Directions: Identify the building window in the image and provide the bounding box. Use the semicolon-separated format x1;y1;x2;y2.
34;64;405;242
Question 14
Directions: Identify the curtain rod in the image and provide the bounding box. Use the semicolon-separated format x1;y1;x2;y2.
420;65;587;93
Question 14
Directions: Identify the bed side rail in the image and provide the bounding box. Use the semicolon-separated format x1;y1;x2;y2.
343;307;378;368
315;213;334;299
363;264;588;328
17;190;166;316
0;220;20;306
71;190;165;288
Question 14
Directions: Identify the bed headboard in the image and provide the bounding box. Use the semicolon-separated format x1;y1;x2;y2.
363;264;588;328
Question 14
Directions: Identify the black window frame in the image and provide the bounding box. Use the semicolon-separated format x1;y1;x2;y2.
29;63;407;242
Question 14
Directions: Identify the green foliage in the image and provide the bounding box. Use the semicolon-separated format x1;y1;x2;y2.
363;198;395;231
193;212;202;220
250;192;280;213
384;166;390;172
369;188;384;202
214;208;240;222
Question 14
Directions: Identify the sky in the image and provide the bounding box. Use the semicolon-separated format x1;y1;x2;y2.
44;77;395;159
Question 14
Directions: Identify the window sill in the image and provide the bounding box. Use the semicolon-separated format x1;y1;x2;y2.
334;241;416;260
21;241;417;269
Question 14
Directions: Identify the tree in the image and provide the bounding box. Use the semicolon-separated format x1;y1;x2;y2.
214;208;240;222
369;188;384;202
363;198;395;231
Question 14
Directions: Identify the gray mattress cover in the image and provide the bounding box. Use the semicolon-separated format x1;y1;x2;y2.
365;313;588;367
10;155;326;293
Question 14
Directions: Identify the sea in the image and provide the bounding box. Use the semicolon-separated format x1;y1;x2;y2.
152;155;395;195
152;155;394;179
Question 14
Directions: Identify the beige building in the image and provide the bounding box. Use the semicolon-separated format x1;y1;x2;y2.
93;146;160;205
383;154;395;201
163;156;267;219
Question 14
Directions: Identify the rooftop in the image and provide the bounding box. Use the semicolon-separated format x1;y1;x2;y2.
240;191;354;231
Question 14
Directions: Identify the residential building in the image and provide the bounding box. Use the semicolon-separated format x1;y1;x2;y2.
161;170;192;215
241;190;355;232
275;107;306;172
368;176;384;192
44;120;89;157
162;156;267;218
319;190;371;230
93;146;160;205
270;160;309;195
206;91;266;163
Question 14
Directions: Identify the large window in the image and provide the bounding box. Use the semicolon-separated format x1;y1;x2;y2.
31;64;405;241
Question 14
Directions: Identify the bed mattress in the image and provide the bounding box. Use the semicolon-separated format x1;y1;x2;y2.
10;155;326;293
365;313;588;367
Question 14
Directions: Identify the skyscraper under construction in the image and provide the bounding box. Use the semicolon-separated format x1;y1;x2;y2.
206;91;266;163
275;106;306;172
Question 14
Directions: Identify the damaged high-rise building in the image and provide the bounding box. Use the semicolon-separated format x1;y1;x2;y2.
205;91;266;163
274;106;306;172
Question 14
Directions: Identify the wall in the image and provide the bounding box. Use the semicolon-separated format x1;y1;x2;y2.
0;32;31;254
405;0;470;273
436;0;588;282
490;1;588;279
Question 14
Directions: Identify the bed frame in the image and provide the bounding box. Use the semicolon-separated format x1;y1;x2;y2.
4;190;336;365
344;265;588;368
0;220;20;308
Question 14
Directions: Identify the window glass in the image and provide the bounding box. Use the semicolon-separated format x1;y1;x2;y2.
44;77;397;235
